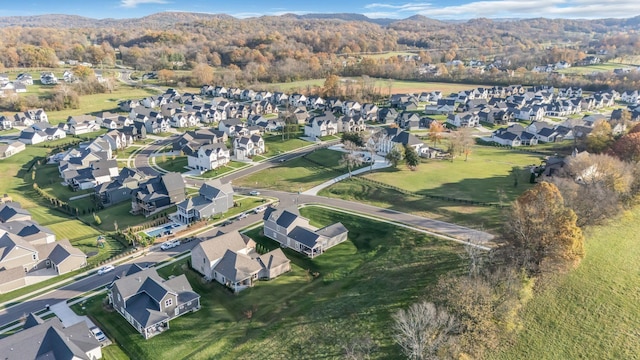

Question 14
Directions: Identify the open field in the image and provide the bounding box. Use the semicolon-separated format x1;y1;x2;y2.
557;62;635;75
489;207;640;360
234;148;359;192
155;156;188;173
73;206;466;359
262;135;310;157
261;77;489;95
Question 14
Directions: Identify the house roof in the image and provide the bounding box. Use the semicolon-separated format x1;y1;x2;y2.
196;230;254;261
0;317;99;360
0;203;31;223
0;231;37;262
315;222;348;238
213;249;262;283
288;226;321;248
39;239;86;266
23;312;45;329
199;179;233;200
257;248;290;270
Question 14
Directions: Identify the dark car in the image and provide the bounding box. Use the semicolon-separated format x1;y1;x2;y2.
221;220;233;227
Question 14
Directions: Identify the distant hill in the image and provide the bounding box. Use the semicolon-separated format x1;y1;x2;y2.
295;13;396;26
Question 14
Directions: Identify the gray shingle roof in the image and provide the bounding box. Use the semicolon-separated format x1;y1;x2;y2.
288;226;321;248
213;249;262;283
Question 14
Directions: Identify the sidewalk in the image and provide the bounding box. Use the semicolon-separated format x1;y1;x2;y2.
302;153;390;196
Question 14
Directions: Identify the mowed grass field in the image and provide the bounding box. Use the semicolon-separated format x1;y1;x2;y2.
320;146;542;231
74;206;466;359
488;207;640;360
262;77;489;95
557;62;635;75
234;148;357;192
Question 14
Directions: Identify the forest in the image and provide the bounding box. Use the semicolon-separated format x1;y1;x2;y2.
1;13;640;89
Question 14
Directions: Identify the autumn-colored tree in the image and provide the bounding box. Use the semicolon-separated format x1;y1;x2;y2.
586;119;613;153
449;127;474;161
322;74;340;97
611;132;640;163
71;65;94;80
504;182;585;274
428;121;445;147
157;69;175;85
190;63;214;86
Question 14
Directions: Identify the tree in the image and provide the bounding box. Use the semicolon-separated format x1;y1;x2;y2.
386;147;403;168
586;119;613;153
404;145;420;170
322;74;340;97
392;301;457;360
157;69;175;85
449;127;474;161
365;129;383;170
71;65;94;80
191;63;214;86
611;132;640;162
504;182;585;274
340;141;363;177
341;132;365;147
428;121;445;147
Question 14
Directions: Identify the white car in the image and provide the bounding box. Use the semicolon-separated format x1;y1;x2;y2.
91;327;107;342
97;265;115;275
238;212;248;220
249;190;260;196
160;240;180;251
254;206;267;214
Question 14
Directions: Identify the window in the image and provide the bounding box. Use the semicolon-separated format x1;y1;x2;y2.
165;298;173;307
32;254;37;260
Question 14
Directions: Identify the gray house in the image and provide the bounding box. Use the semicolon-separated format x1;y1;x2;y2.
0;314;102;360
191;231;290;293
108;268;200;339
263;207;348;258
176;179;234;224
94;167;146;207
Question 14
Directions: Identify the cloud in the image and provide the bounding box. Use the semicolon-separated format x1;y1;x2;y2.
364;0;640;19
120;0;168;8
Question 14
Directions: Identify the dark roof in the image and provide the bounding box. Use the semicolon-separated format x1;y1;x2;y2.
23;312;45;329
288;226;321;248
315;222;348;238
0;203;31;223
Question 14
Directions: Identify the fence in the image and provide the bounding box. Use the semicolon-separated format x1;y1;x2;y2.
354;176;509;209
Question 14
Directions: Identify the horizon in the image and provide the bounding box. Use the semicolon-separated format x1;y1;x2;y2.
1;0;639;21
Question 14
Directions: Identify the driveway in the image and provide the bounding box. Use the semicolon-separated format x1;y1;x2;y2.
50;301;96;328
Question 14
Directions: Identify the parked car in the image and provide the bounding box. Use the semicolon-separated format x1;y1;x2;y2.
97;265;115;275
278;158;286;162
249;190;260;196
160;240;180;251
221;220;233;227
90;327;107;342
238;212;248;220
254;206;267;214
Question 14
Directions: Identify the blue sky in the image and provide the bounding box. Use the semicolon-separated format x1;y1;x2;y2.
2;0;639;20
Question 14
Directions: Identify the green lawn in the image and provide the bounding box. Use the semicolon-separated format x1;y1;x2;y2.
262;135;309;157
197;161;250;179
78;201;150;232
557;62;635;75
74;206;466;359
488;207;640;360
155;156;188;173
115;145;144;159
34;164;94;202
233;149;354;192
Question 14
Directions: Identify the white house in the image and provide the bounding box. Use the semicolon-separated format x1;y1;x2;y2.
233;134;265;161
188;144;230;171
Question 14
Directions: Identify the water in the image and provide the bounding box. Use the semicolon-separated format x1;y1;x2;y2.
145;223;181;237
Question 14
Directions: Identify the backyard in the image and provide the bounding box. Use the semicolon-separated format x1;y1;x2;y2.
154;155;188;173
262;134;310;157
234;148;361;192
73;206;466;359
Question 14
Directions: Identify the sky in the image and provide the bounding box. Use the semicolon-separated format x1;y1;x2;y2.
1;0;639;20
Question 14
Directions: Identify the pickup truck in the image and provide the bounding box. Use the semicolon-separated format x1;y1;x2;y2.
160;240;180;250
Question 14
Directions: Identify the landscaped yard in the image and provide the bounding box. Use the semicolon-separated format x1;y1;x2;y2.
154;155;188;173
234;148;357;192
262;135;310;157
73;206;466;359
196;161;249;179
488;207;640;360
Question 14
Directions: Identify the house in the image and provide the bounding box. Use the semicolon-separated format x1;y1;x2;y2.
0;141;25;159
176;179;234;224
376;127;425;155
39;72;58;85
0;314;102;360
108;268;200;339
95;167;146;207
360;103;379;121
491;124;539;146
131;172;186;216
304;112;338;139
620;90;640;104
18;128;47;145
446;112;480;127
187;143;230;172
338;116;366;133
263;207;348;258
233;134;265;161
377;108;399;124
218;118;245;137
15;73;34;85
36;239;87;274
191;231;290;292
0;115;13;130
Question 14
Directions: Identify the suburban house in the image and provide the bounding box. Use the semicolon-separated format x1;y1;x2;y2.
18;128;47;145
218;118;245;137
95;167;146;207
233;134;265;161
304;112;338;139
176;179;234;224
0;314;102;360
108;268;200;339
263;207;348;258
376;127;425;156
191;231;290;292
0;203;87;293
131;172;186;216
491;124;539;146
446;112;480;127
187;143;230;171
0;141;26;159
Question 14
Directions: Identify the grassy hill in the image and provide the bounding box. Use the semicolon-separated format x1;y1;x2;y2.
488;208;640;359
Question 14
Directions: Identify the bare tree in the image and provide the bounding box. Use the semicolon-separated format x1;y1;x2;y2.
392;301;457;360
340;140;364;177
365;129;383;170
342;335;376;360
